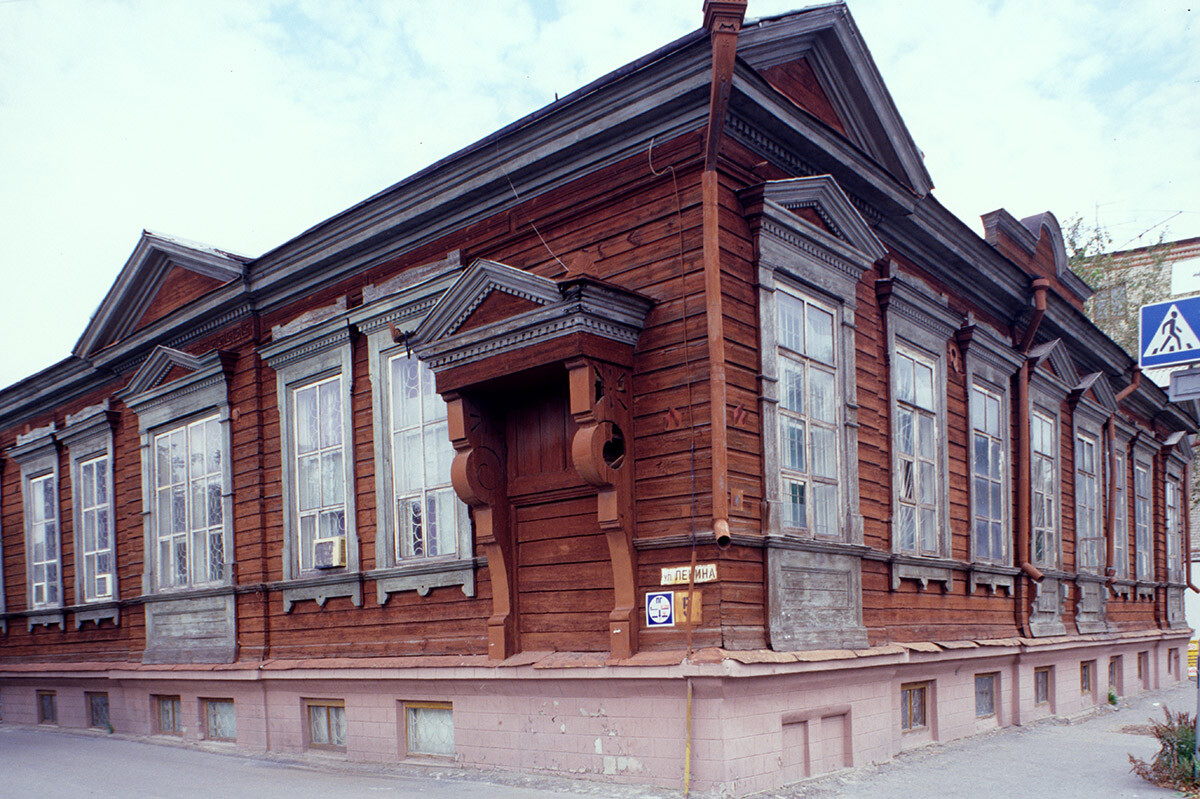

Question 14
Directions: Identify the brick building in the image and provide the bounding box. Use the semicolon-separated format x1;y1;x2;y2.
0;2;1194;794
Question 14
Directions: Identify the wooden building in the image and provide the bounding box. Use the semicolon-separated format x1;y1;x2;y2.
0;2;1194;794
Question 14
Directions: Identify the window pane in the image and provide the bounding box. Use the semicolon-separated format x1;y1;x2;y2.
897;410;913;455
779;359;804;414
296;386;318;455
917;414;934;459
777;293;804;353
810;426;837;479
785;480;806;528
813;483;837;538
395;429;423;493
920;508;936;552
298;454;321;511
973;477;990;517
322;451;344;505
329;706;346;747
782;417;806;472
973;434;989;476
806;306;834;364
407;706;454;756
895;355;914;404
900;506;916;551
430;488;459;557
207;701;236;741
424;422;453;486
914;362;934;410
809;368;836;423
309;705;329;745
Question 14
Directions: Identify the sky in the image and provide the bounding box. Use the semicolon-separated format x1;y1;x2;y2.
0;0;1197;389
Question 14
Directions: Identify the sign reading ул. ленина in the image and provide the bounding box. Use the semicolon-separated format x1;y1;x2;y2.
1140;296;1200;369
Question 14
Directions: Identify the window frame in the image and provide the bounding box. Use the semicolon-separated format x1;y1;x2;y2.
303;698;347;752
1166;473;1184;583
37;690;57;725
403;701;455;758
201;697;236;742
892;345;943;557
1080;660;1095;697
1030;405;1061;570
154;694;182;735
1034;666;1053;706
974;673;997;718
880;273;959;565
966;355;1015;569
1074;428;1103;575
353;266;479;603
774;288;844;539
11;424;64;626
1112;447;1130;580
1109;655;1123;695
261;309;360;611
900;681;929;731
59;402;120;619
1133;456;1154;582
87;691;111;730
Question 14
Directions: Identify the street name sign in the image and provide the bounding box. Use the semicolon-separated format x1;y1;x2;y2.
1139;296;1200;369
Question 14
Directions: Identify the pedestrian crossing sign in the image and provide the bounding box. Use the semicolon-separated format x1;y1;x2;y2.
1140;297;1200;369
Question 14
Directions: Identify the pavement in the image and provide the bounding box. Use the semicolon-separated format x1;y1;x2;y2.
0;682;1195;798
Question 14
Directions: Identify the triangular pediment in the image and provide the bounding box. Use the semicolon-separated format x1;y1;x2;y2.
123;345;208;398
414;259;562;344
74;230;248;359
756;175;886;261
1028;338;1079;387
737;3;934;196
1072;372;1118;413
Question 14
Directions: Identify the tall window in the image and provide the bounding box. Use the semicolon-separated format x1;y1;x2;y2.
776;292;839;537
1167;477;1183;581
1135;462;1152;580
1113;453;1128;578
971;384;1006;562
154;416;224;588
294;376;346;572
1075;433;1102;573
894;348;939;555
78;455;114;600
1031;410;1058;568
390;357;464;559
29;475;59;608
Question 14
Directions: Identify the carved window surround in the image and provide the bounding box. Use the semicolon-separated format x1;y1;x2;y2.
9;424;64;630
260;307;360;612
350;260;476;604
58;401;121;627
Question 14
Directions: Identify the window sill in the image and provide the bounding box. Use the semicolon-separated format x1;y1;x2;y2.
367;557;484;604
1109;579;1134;599
887;554;960;591
281;573;362;612
968;563;1018;596
74;601;120;629
1134;581;1157;601
26;609;65;631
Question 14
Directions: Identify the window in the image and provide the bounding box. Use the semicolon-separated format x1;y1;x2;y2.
1081;661;1095;695
1134;462;1152;580
1034;667;1051;705
203;699;236;741
389;357;465;559
1109;656;1123;695
155;695;182;735
974;674;996;717
1075;432;1102;573
87;692;110;730
293;376;347;573
894;348;940;556
1031;410;1058;568
900;682;928;730
404;702;454;757
261;311;360;608
1138;651;1149;689
776;292;840;536
60;401;119;615
1091;283;1127;319
12;424;63;621
78;456;114;600
153;416;224;588
37;691;57;724
1113;452;1128;578
1169;648;1181;679
1167;477;1183;582
971;384;1007;562
28;474;59;608
305;700;346;750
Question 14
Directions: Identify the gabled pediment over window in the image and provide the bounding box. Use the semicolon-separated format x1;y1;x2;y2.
737;2;934;196
747;175;886;262
74;231;248;359
123;346;206;398
1028;338;1080;390
1071;372;1119;414
413;258;654;381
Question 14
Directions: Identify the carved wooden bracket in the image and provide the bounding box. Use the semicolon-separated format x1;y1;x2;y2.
446;391;515;660
567;357;638;658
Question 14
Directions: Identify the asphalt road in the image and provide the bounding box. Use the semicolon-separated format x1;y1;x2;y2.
0;682;1195;798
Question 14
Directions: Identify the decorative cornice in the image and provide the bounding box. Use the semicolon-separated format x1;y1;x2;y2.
259;318;354;371
361;250;463;305
272;297;348;340
9;422;57;464
57;400;116;451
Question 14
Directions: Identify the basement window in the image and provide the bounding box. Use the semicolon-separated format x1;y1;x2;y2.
37;691;57;725
404;701;454;757
974;674;996;717
155;695;182;735
87;692;110;730
900;682;928;731
1034;667;1052;705
203;698;236;742
306;699;347;751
